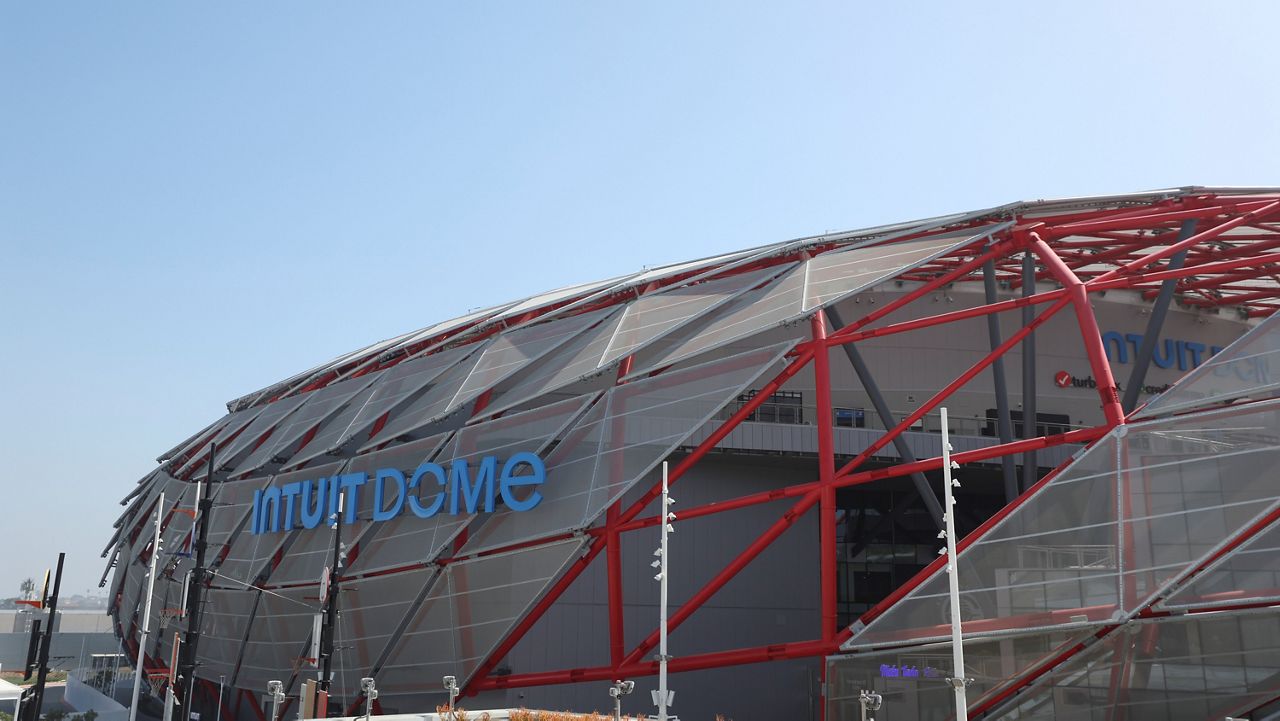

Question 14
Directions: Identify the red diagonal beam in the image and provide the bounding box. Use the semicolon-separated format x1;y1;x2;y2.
1090;200;1280;284
836;295;1073;478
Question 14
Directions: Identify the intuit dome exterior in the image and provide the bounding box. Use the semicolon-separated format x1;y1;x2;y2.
106;188;1280;721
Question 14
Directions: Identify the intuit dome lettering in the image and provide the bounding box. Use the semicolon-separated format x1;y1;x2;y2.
249;452;546;534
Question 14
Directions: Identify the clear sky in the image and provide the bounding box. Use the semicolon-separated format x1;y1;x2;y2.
2;1;1278;597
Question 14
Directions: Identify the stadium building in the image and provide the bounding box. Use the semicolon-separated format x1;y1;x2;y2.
104;187;1280;720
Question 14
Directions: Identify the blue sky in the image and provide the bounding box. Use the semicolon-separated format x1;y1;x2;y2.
2;1;1278;596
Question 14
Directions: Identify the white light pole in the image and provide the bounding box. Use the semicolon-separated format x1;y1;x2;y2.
130;492;165;721
651;461;675;721
216;674;225;721
940;408;968;721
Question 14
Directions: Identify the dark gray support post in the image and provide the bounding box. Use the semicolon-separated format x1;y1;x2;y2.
824;307;945;528
983;259;1019;503
1021;253;1038;493
1121;219;1197;414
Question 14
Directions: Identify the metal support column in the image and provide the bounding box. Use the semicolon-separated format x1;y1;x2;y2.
983;259;1018;502
825;307;945;528
1121;220;1197;414
1020;254;1037;493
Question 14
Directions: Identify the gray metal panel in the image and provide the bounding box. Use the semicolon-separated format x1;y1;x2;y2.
289;343;481;466
459;341;797;555
228;374;380;476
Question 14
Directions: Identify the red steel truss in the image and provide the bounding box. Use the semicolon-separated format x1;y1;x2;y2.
451;191;1280;698
114;190;1280;715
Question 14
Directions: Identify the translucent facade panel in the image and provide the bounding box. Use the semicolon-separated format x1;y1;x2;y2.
279;381;381;471
461;341;795;555
374;539;585;696
623;248;761;287
194;587;258;683
643;262;802;369
330;569;434;685
489;276;631;323
218;462;346;587
216;394;311;472
372;303;515;362
846;435;1125;649
1117;401;1280;608
1136;312;1280;418
274;433;448;582
446;538;586;682
228;375;379;476
366;571;454;699
846;399;1280;651
1161;518;1280;610
357;347;492;451
480;309;625;417
322;343;481;453
172;407;262;477
238;585;316;693
988;613;1280;721
351;397;591;575
158;414;227;463
205;476;274;576
827;630;1085;721
803;227;993;310
600;266;784;366
445;308;612;413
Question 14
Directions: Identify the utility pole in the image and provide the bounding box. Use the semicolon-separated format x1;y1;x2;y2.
652;461;675;721
22;552;65;721
940;408;969;721
317;487;346;712
178;443;217;721
129;496;165;721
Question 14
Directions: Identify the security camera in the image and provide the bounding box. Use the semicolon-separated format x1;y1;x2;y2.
360;677;378;698
267;680;283;695
620;681;634;694
443;675;457;691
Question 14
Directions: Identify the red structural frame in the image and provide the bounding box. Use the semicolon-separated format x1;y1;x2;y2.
114;191;1280;719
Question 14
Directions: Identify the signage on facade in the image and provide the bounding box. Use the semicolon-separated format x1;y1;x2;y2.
1101;330;1224;371
249;452;546;534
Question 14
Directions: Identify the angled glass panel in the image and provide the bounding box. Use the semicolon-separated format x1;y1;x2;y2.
157;414;227;464
205;476;274;577
228;375;380;476
285;344;477;467
827;630;1087;721
275;433;450;583
1117;401;1280;610
479;309;625;417
460;341;797;555
802;226;995;310
623;248;762;287
238;584;316;694
368;571;454;699
173;407;263;478
488;276;632;324
1161;517;1280;610
447;538;587;684
216;394;311;473
845;434;1125;650
444;308;613;413
278;381;381;471
357;346;493;451
641;262;803;370
600;266;785;366
847;399;1280;651
350;396;593;575
330;568;436;688
218;462;347;587
988;612;1280;721
194;587;258;684
1135;312;1280;419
